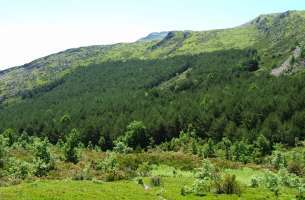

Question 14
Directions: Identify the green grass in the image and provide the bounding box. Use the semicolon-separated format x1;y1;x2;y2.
0;177;297;200
225;167;267;185
151;164;194;177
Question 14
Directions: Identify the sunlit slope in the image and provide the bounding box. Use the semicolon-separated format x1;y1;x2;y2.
1;10;305;104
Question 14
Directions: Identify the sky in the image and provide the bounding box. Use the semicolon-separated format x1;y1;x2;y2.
1;0;305;70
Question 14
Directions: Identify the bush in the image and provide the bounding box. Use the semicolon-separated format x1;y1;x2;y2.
250;176;260;188
287;161;304;176
137;162;152;177
137;178;144;185
232;141;252;164
150;176;161;187
34;158;50;177
192;178;212;196
264;171;279;189
264;171;280;198
215;174;241;195
120;121;151;149
96;152;118;172
72;165;92;181
2;129;16;146
196;160;219;181
271;152;287;169
113;141;133;154
278;168;301;188
181;186;192;196
105;170;126;182
0;135;8;169
64;129;80;164
8;159;32;180
202;139;215;158
32;138;55;176
297;185;305;200
96;152;124;182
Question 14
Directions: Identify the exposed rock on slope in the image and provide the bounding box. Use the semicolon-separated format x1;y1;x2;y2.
271;46;302;76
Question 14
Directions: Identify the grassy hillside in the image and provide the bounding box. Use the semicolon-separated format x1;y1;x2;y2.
1;11;305;105
0;11;305;153
3;9;305;200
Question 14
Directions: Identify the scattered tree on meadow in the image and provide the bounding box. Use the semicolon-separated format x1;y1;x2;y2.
64;129;80;164
119;121;150;150
32;138;55;176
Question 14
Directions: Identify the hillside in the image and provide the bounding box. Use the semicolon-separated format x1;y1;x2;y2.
1;10;305;200
0;11;305;146
1;11;305;104
0;10;305;147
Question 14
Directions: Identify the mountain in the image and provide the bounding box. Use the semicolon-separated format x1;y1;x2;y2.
2;10;305;104
138;32;169;42
0;11;304;147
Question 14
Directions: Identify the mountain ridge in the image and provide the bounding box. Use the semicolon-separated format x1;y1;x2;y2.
0;10;305;104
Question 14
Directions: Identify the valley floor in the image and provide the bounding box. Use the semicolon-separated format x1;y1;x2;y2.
0;177;297;200
0;166;299;200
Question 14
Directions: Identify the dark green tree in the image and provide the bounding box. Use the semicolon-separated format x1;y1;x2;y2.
121;121;150;149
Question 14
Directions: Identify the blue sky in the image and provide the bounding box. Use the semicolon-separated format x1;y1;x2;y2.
1;0;305;69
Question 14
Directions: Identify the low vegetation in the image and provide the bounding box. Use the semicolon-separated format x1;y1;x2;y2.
0;128;305;199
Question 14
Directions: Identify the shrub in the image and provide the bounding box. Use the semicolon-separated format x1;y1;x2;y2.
137;178;144;185
250;176;260;188
287;161;304;176
255;134;271;156
264;171;279;189
215;174;241;195
2;129;16;146
96;152;124;182
137;162;152;177
0;135;8;169
264;171;280;198
113;141;133;154
232;141;252;164
192;178;212;196
8;159;32;180
271;152;287;169
296;185;305;200
202;139;215;158
190;160;242;196
196;160;219;181
72;165;92;181
105;170;125;182
278;168;301;188
33;158;50;177
96;152;118;172
221;137;232;160
120;121;151;149
181;186;192;196
64;129;80;164
150;176;161;187
32;138;55;176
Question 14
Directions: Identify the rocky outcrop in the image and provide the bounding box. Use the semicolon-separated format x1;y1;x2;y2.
271;46;302;76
